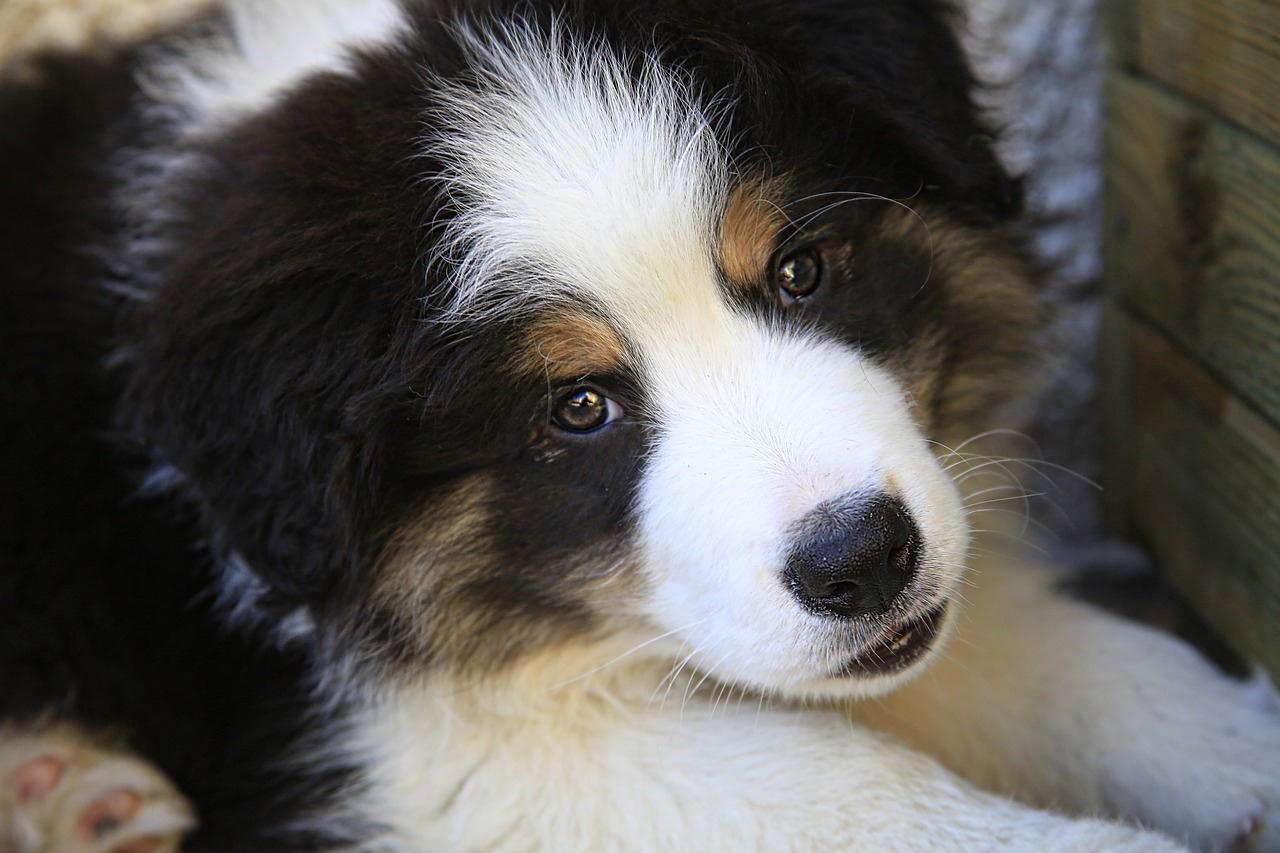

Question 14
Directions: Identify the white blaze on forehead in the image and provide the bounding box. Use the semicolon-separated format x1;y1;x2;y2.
431;20;732;347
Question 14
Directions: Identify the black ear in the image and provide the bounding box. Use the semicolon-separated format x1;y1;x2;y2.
757;0;1022;218
114;60;428;612
117;246;404;609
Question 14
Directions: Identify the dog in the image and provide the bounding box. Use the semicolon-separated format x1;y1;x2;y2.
3;0;1280;850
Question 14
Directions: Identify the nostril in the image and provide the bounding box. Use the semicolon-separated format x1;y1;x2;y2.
784;493;920;619
887;540;911;569
813;577;858;598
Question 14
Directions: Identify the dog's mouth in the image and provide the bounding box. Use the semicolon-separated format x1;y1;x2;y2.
835;602;949;677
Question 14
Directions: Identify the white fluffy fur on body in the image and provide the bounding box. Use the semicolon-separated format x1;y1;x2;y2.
350;540;1280;852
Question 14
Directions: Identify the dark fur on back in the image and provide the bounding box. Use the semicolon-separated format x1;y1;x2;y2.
0;49;365;852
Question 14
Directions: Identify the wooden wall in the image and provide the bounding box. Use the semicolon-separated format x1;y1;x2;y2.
1102;0;1280;676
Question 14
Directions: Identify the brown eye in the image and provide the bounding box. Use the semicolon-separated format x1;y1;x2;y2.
552;388;620;433
775;250;822;302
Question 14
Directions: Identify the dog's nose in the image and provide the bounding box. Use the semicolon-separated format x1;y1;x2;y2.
784;494;919;619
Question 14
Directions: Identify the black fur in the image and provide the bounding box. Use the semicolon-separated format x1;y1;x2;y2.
0;49;368;850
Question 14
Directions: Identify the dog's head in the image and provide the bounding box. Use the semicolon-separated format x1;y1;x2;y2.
116;0;1037;699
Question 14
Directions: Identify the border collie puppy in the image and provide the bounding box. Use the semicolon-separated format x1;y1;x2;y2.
3;0;1279;850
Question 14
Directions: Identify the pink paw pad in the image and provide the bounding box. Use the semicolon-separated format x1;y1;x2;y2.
9;757;64;806
77;788;140;843
1;727;195;853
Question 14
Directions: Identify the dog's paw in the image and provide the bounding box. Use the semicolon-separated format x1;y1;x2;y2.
0;724;195;853
1105;667;1280;853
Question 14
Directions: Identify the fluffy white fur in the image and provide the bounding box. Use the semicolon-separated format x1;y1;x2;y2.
633;333;968;697
141;0;408;133
430;20;728;326
342;542;1280;852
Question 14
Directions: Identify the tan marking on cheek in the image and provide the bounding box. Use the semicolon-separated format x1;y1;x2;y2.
719;179;787;290
374;475;495;621
877;206;1041;438
370;473;649;674
372;474;555;669
878;206;1034;311
890;327;949;428
516;311;627;382
571;551;647;613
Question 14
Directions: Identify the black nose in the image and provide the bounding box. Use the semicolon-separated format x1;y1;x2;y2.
784;494;919;619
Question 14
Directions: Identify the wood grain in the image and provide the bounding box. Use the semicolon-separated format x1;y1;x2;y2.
1135;0;1280;145
1105;71;1280;426
1113;314;1280;678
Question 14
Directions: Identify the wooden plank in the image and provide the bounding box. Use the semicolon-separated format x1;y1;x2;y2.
1100;0;1139;69
1099;300;1139;533
1105;71;1280;426
1135;0;1280;146
1117;315;1280;678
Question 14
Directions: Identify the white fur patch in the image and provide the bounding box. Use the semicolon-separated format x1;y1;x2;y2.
635;333;969;698
429;19;729;324
141;0;408;133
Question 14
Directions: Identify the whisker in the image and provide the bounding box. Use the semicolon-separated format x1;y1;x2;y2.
682;651;733;718
967;524;1052;557
961;483;1036;503
548;621;703;692
651;641;699;710
963;491;1046;511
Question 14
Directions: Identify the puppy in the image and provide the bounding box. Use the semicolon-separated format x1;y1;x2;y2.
2;1;1278;850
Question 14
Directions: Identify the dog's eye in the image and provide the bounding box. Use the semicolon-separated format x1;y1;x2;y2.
551;388;621;434
775;249;822;303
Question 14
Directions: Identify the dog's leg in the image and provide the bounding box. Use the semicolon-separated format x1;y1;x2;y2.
0;724;195;853
855;550;1280;851
366;672;1186;852
624;700;1187;852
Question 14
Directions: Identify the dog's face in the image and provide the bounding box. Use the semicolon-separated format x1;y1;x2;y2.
118;0;1036;699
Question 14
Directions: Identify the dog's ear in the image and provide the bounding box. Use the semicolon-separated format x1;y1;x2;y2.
118;246;411;610
114;65;428;613
753;0;1021;218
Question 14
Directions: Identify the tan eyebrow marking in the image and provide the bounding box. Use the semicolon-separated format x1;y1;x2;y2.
719;178;788;290
516;309;628;382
